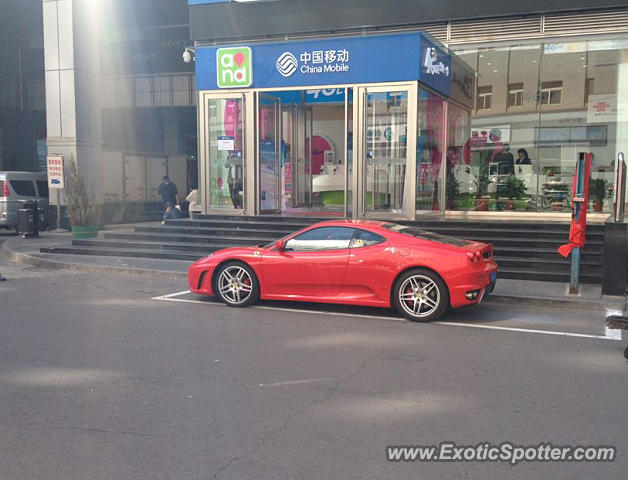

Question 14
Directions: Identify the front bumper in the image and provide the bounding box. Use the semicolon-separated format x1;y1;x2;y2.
188;259;217;295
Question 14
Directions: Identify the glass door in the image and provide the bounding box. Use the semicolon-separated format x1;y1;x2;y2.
282;103;312;210
356;84;416;218
258;93;282;213
202;94;246;211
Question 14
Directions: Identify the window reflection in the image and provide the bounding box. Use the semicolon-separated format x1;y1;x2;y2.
450;37;627;213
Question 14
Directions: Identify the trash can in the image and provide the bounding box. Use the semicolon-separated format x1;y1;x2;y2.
16;200;39;238
37;206;48;231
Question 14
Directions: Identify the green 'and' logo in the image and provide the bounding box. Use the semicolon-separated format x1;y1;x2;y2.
216;47;252;88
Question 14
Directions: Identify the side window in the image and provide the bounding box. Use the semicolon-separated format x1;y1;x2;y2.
9;180;36;197
284;227;356;252
351;229;386;248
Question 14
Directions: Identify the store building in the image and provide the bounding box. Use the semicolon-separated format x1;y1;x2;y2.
41;0;195;215
189;0;628;220
0;0;46;172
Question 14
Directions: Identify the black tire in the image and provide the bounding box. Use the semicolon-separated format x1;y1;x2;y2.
214;261;259;308
392;268;449;322
624;346;628;361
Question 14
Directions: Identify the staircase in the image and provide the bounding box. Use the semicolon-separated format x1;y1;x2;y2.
40;215;606;283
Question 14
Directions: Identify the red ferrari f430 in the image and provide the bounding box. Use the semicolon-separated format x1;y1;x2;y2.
188;220;498;322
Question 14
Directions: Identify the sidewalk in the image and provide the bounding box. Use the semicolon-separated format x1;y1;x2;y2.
0;231;624;312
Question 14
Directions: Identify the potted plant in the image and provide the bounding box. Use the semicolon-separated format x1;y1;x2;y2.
446;175;461;210
473;175;491;211
455;193;475;210
502;175;527;210
589;178;608;212
64;157;98;239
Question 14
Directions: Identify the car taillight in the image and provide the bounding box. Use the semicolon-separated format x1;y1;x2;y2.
0;182;8;197
466;251;481;263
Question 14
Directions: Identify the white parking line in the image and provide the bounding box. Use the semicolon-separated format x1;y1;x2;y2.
151;290;621;341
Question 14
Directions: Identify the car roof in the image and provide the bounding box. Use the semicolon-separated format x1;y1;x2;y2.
310;219;389;229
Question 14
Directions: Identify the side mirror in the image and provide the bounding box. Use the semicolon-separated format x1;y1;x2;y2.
275;239;285;251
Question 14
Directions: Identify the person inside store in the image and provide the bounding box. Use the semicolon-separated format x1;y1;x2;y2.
162;202;182;222
158;176;179;212
493;143;515;174
516;148;532;165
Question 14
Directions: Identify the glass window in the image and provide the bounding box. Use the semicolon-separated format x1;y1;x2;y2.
351;229;385;248
10;180;36;197
36;181;49;198
508;83;524;107
417;89;444;211
477;86;492;110
284;226;355;252
451;37;628;214
540;81;563;105
364;90;408;214
208;97;245;210
445;102;472;210
382;223;471;246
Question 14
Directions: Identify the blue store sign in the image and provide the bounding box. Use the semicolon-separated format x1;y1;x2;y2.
195;32;452;97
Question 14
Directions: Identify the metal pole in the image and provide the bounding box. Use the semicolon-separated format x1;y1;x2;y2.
570;247;581;294
614;152;626;223
569;152;588;294
56;189;62;230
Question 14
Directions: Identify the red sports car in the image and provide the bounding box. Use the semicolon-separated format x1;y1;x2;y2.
188;220;498;322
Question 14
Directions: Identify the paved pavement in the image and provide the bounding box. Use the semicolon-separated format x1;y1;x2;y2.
0;242;627;480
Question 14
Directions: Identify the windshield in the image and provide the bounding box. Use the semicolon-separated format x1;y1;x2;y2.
382;223;471;247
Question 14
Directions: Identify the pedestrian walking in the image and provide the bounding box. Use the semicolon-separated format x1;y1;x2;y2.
158;176;179;212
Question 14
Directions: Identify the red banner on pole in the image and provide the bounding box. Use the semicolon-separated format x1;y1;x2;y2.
558;153;591;258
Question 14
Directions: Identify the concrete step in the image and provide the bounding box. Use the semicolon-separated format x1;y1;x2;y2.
104;231;275;245
493;246;603;259
496;256;602;277
40;245;204;261
73;238;244;253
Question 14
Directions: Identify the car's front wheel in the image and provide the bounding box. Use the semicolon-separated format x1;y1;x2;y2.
392;268;449;322
214;261;259;307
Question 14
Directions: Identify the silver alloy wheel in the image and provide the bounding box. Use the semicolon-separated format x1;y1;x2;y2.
217;265;253;305
398;274;441;319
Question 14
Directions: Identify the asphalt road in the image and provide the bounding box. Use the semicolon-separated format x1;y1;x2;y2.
0;251;626;480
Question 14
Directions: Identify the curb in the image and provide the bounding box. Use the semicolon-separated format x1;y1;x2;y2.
483;293;614;312
0;239;187;280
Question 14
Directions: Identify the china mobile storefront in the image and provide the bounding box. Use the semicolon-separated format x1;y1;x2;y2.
195;32;475;219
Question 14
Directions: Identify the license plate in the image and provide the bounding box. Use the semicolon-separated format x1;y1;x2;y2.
490;271;497;283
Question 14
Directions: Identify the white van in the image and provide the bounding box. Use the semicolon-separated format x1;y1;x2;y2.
0;172;49;231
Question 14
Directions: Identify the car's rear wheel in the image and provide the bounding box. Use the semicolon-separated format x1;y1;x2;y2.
214;261;259;307
392;268;449;322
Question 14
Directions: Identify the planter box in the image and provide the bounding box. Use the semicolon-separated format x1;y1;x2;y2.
72;225;98;239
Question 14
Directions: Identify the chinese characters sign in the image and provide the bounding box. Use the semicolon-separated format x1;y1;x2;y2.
46;155;65;189
197;32;452;97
